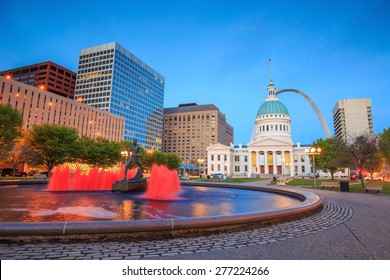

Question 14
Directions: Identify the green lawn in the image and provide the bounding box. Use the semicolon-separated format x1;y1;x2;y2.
283;179;390;195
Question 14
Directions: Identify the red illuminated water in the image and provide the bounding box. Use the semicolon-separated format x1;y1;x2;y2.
141;164;181;200
47;166;135;191
46;164;181;200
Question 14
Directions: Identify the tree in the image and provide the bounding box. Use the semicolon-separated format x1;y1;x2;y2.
77;137;121;168
340;134;380;188
379;127;390;164
313;137;347;180
0;104;23;151
365;155;383;179
166;154;182;170
0;136;36;177
26;125;79;174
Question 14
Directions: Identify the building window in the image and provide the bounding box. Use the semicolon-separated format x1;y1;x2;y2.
300;155;305;162
211;155;214;161
244;156;247;162
217;155;220;161
301;166;305;173
224;155;227;161
235;156;240;161
235;166;240;172
294;155;298;162
211;164;214;171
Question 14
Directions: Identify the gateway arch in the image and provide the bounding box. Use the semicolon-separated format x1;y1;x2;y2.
275;89;332;138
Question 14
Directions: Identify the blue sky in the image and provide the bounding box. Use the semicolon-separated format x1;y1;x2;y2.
1;0;389;145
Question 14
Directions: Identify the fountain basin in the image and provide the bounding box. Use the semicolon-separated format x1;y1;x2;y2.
0;181;322;241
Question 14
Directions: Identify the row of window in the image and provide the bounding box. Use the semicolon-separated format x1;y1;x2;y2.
257;123;290;133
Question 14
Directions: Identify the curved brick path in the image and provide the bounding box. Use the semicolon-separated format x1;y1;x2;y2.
0;199;353;260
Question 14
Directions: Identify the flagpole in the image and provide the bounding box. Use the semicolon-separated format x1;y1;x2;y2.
266;58;272;81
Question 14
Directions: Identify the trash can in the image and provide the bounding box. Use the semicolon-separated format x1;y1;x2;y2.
340;181;349;192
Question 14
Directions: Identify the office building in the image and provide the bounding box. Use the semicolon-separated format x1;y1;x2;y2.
163;103;234;167
333;98;373;140
0;76;124;141
0;61;76;99
74;42;165;149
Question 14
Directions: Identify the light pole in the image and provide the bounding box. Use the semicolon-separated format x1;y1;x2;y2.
304;147;322;188
197;158;204;178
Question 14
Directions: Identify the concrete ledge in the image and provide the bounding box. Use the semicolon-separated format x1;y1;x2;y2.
0;181;322;241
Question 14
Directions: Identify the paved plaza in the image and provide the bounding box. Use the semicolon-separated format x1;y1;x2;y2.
0;184;389;260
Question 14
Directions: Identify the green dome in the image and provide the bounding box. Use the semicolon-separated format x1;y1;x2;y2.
257;100;289;116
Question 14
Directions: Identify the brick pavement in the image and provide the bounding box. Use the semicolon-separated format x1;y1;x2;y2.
0;199;353;260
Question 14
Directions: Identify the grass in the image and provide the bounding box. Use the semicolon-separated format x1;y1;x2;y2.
283;179;390;195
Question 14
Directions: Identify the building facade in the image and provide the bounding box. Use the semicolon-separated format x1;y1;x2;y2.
207;80;348;179
74;42;165;149
333;98;373;140
0;76;124;141
163;103;234;168
0;61;77;99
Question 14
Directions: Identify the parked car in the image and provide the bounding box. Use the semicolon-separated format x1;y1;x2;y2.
33;171;49;179
28;170;38;176
0;168;28;177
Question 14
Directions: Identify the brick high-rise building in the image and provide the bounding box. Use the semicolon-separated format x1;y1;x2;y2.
0;61;76;99
162;103;234;168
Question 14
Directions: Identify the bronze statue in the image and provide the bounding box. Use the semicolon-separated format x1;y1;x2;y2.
122;139;145;180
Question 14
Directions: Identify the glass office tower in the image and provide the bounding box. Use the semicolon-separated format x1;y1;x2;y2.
75;42;165;149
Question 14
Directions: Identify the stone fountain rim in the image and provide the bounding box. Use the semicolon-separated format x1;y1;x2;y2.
0;181;322;240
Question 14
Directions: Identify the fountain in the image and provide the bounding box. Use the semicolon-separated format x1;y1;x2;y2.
0;159;322;239
47;166;134;191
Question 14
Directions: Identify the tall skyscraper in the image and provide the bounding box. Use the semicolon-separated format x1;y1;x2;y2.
163;103;234;166
333;98;374;140
0;61;76;99
74;42;165;149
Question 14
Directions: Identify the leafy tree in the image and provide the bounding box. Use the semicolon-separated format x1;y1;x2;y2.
365;154;383;179
26;125;79;174
150;151;168;166
313;137;347;180
141;151;181;170
77;137;121;168
166;154;182;170
0;104;23;151
0;136;36;177
340;134;380;188
379;127;390;164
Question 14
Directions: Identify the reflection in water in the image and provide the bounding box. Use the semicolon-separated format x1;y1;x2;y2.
191;203;233;217
31;206;117;219
0;185;303;222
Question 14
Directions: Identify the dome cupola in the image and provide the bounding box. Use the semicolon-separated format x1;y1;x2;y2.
250;79;293;143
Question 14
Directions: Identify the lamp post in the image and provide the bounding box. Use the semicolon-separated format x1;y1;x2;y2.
197;158;204;178
304;147;322;188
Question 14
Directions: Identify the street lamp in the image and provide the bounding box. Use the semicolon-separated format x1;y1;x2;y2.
304;147;322;188
121;150;129;164
197;158;204;178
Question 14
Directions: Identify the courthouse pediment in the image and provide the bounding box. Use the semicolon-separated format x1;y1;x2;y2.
247;137;293;148
206;143;233;151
